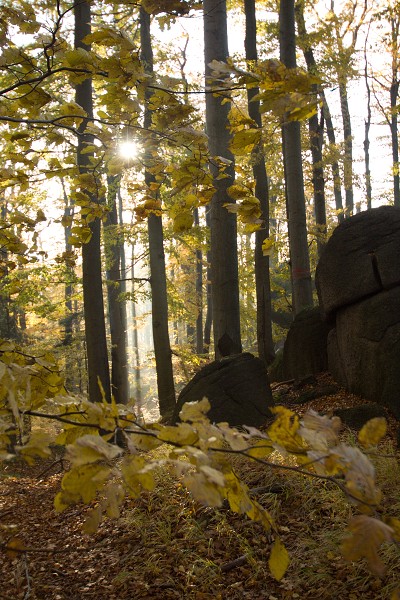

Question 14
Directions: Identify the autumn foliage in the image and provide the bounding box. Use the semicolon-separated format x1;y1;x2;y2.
1;342;399;584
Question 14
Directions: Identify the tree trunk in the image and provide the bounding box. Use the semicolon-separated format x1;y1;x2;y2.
203;206;212;354
194;208;204;354
244;0;275;365
295;1;327;254
390;14;400;207
339;78;354;216
204;0;242;359
364;38;372;210
75;1;111;403
140;6;176;417
279;0;313;314
131;244;142;411
322;96;344;222
104;175;129;404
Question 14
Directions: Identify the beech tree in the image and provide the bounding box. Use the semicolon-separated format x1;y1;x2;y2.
74;0;111;404
244;0;275;364
203;0;242;358
140;5;176;417
279;0;313;313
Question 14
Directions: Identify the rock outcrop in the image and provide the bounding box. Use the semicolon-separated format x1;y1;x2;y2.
316;206;400;418
172;353;273;427
281;306;331;382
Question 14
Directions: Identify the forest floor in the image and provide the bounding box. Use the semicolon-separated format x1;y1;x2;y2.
1;373;400;600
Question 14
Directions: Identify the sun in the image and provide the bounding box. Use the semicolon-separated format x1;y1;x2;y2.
118;140;139;159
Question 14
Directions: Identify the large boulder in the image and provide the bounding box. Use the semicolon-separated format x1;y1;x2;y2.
328;287;400;418
316;206;400;319
316;207;400;418
281;307;331;381
172;353;273;427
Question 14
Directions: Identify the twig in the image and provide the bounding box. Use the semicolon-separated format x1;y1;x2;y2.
220;554;248;573
271;379;294;390
23;555;31;600
36;458;65;480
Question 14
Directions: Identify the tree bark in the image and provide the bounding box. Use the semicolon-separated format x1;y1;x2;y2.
193;208;204;354
295;1;327;254
339;78;354;215
279;0;313;314
140;6;176;417
204;0;242;359
203;206;212;354
75;0;111;403
364;36;372;210
244;0;275;365
390;16;400;207
104;175;129;405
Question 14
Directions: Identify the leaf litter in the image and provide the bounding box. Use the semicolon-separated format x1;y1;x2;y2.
0;374;400;599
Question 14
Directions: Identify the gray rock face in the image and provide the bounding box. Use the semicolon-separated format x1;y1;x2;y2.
172;353;273;427
316;205;400;320
282;307;331;382
316;207;400;418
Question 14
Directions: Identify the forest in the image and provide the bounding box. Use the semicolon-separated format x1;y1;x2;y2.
1;0;400;598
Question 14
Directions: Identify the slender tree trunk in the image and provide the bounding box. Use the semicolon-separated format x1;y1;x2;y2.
295;1;327;254
140;6;176;417
104;175;129;404
364;39;372;210
0;203;18;339
203;206;212;354
204;0;242;359
75;1;111;403
117;185;128;330
279;0;313;314
131;244;142;411
322;96;344;222
193;208;204;354
244;0;275;365
339;78;354;216
390;15;400;207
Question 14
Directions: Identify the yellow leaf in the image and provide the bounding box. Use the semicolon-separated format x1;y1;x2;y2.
269;537;290;581
83;505;103;534
262;238;274;256
183;471;224;507
121;455;156;497
268;406;304;453
358;417;387;448
224;471;253;513
246;499;273;531
104;484;125;519
61;463;111;504
6;537;26;559
157;423;199;446
16;432;52;465
230;128;261;154
341;515;394;577
383;516;400;542
173;211;193;233
126;431;162;452
179;398;211;423
246;439;273;459
66;434;122;466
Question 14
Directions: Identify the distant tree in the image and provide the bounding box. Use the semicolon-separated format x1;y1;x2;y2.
104;175;129;405
372;1;400;207
140;5;176;417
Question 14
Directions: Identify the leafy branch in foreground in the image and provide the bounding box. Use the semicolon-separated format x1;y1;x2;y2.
0;342;399;581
